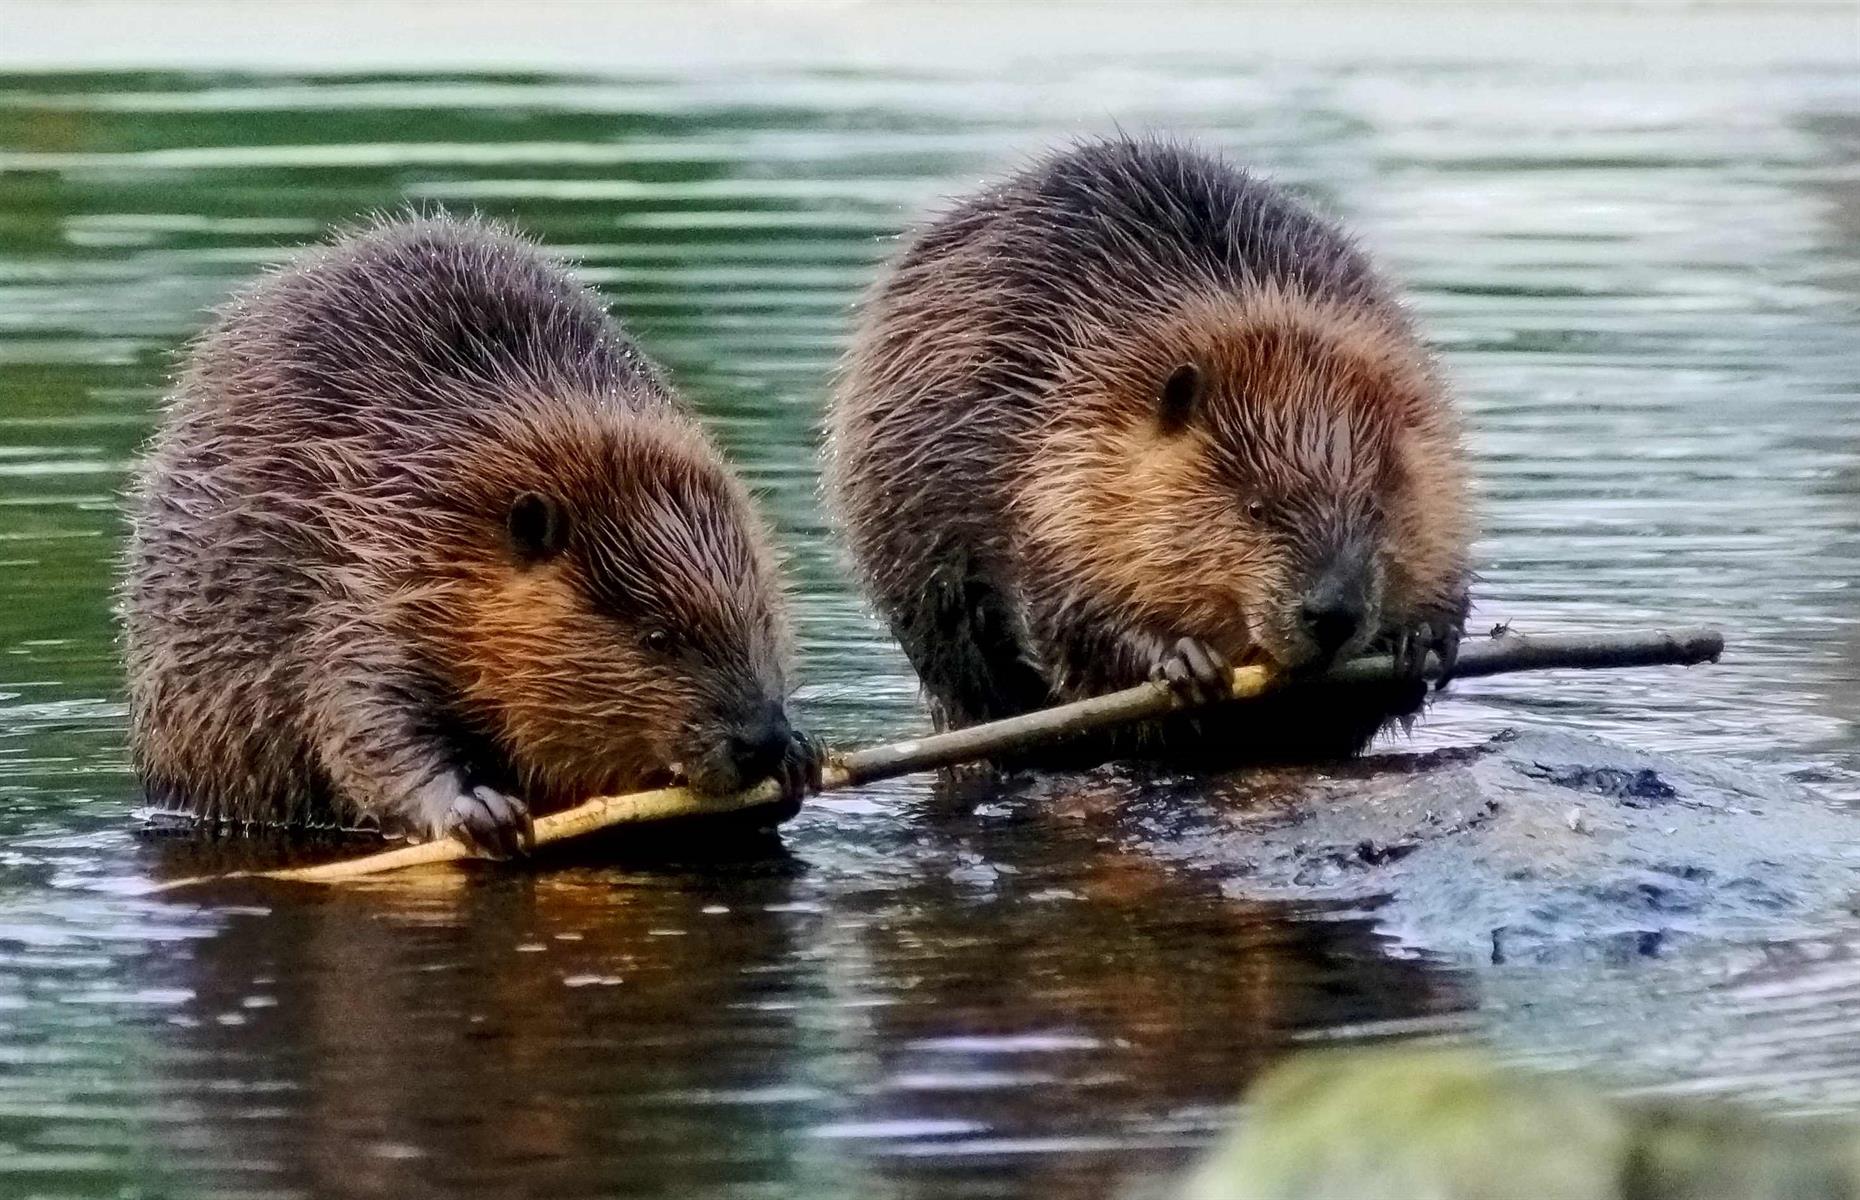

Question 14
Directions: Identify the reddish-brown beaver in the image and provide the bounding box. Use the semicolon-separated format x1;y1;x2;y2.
827;137;1475;760
124;215;821;857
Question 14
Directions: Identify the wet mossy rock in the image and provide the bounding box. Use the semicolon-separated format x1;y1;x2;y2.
1180;1050;1860;1200
1065;728;1860;963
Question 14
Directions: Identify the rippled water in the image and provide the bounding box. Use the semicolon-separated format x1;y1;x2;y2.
2;5;1859;1196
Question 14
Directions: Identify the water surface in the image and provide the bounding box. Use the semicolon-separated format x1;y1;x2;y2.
2;6;1860;1196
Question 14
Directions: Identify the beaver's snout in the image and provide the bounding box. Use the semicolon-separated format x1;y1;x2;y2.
726;699;795;785
1299;590;1366;659
1300;599;1362;659
1296;550;1378;663
684;696;803;795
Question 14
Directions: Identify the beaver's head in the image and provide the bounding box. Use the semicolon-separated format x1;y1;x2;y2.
1020;284;1471;675
418;405;800;805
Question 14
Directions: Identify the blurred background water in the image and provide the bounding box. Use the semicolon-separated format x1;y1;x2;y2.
1;2;1858;1196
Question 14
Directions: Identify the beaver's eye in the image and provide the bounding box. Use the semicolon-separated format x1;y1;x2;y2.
642;629;675;654
1158;362;1203;435
507;491;569;564
1243;498;1269;522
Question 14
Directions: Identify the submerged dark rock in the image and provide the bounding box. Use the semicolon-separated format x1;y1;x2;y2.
1009;729;1860;964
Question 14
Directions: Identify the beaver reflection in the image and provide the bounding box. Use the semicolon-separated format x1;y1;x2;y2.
154;859;825;1199
150;768;1468;1199
826;768;1471;1198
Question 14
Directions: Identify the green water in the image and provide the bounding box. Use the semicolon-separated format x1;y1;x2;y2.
2;6;1860;1197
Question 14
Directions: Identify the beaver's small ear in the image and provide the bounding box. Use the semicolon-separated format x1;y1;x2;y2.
507;491;569;563
1158;362;1202;434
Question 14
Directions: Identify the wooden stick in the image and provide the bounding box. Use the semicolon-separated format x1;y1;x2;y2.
145;626;1722;890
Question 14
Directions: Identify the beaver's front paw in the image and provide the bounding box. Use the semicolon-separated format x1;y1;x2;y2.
1389;617;1463;689
1149;636;1232;706
769;730;827;820
441;785;534;860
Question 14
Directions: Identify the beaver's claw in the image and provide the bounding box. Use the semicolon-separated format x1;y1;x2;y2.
780;730;826;801
1390;618;1463;690
443;785;534;860
765;730;826;821
1150;636;1232;707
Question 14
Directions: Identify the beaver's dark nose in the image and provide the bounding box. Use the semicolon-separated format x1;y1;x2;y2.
727;700;793;783
1300;600;1363;657
1300;551;1372;659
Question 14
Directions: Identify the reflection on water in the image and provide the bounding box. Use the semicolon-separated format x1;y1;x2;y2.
1;5;1859;1196
138;821;1460;1199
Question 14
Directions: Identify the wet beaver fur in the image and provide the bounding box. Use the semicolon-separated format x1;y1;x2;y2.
124;215;821;856
827;137;1475;760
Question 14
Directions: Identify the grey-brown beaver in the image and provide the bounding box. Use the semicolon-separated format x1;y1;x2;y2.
123;215;821;857
827;138;1475;760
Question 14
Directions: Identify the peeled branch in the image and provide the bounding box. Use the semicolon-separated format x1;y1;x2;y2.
146;626;1723;890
